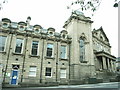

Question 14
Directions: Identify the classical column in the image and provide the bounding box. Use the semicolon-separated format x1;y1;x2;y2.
102;56;107;70
109;59;112;71
110;60;114;71
112;61;116;72
107;58;110;70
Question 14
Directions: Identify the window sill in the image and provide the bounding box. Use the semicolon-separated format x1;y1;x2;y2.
12;52;24;56
0;51;6;54
60;58;68;60
45;56;55;59
80;61;88;63
97;69;103;71
29;55;40;58
28;76;36;77
45;76;52;78
60;77;66;79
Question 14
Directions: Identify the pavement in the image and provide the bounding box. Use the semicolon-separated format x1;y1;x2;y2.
2;82;120;90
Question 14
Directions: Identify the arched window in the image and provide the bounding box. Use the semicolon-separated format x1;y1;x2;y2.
80;38;85;62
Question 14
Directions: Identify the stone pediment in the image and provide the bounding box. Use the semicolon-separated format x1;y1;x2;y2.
92;27;109;42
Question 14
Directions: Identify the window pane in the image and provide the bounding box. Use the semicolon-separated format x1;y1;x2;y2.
61;69;66;73
46;68;51;72
31;41;38;55
80;39;85;61
46;73;51;76
29;66;36;77
15;47;21;53
2;23;9;28
60;46;66;59
0;36;6;51
45;68;51;76
46;44;53;57
60;69;66;78
47;50;52;57
15;39;23;53
32;49;37;55
30;67;37;71
80;39;84;47
47;44;53;48
29;71;36;76
19;26;25;31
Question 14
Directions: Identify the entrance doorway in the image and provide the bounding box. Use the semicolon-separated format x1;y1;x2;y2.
10;70;18;85
10;65;19;85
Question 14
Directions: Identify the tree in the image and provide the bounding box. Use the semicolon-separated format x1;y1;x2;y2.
67;0;119;15
0;0;8;11
113;0;119;7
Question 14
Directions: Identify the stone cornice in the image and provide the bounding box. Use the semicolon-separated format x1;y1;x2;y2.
0;27;71;42
63;15;93;28
94;51;116;60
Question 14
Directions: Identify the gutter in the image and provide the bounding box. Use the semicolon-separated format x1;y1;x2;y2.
68;42;71;81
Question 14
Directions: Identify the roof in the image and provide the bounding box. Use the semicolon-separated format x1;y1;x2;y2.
2;18;11;23
63;10;93;28
92;26;109;42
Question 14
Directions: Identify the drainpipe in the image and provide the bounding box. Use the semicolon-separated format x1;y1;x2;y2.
3;32;13;83
21;18;31;82
21;33;28;82
56;41;59;82
40;39;44;83
68;42;71;83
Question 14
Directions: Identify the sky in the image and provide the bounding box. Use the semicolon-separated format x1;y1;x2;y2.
0;0;118;57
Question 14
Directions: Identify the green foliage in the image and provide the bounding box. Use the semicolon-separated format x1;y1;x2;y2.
113;3;118;7
113;0;119;7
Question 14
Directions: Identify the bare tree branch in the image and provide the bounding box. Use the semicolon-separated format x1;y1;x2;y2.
0;0;8;11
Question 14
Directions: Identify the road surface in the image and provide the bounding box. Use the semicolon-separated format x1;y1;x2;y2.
2;82;120;90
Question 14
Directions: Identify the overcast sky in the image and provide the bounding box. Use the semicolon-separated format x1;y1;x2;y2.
0;0;118;57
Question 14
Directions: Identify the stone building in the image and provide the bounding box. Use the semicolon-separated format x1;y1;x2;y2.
116;57;120;72
0;11;116;86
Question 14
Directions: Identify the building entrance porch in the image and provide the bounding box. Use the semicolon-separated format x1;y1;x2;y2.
95;51;116;72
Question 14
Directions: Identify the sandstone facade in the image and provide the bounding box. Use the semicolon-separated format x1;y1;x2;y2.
0;11;116;85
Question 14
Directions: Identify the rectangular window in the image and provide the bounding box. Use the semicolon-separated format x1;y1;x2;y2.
45;67;52;77
60;45;67;59
46;44;53;57
60;69;66;78
29;66;37;77
15;38;23;53
31;41;39;55
0;36;7;51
